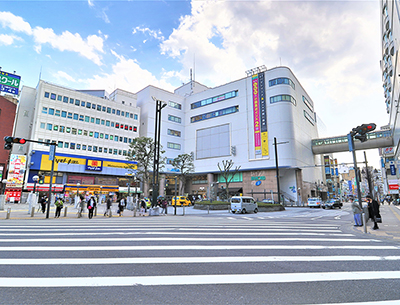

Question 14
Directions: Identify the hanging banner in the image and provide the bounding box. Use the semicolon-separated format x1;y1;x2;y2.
6;154;26;188
252;72;268;157
252;75;261;155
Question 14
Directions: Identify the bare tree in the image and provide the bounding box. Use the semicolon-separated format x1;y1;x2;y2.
171;153;195;195
217;159;241;199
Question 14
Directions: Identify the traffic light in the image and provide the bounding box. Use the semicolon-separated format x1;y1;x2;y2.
352;123;376;136
3;136;27;150
354;134;367;142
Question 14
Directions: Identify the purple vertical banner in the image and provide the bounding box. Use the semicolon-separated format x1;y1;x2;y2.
252;75;261;155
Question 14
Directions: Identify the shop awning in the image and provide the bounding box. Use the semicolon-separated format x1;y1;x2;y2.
25;183;64;192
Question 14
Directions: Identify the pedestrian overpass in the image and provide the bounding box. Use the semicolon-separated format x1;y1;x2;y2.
311;130;394;154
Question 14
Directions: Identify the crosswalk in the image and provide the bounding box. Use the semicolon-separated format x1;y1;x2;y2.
0;217;399;304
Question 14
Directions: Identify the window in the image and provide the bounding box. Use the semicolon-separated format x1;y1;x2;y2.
118;150;122;155
44;92;50;98
48;108;54;115
92;103;96;109
47;123;52;130
93;146;98;152
121;111;125;117
126;112;129;118
75;99;80;106
100;133;104;139
55;110;60;117
85;116;90;122
73;113;78;120
59;126;65;133
133;126;137;132
71;128;77;135
115;136;119;142
63;96;68;103
134;114;138;120
124;125;128;130
90;117;95;123
269;77;295;89
130;113;133;119
70;143;75;150
105;134;109;140
110;135;113;140
50;93;56;100
97;105;101;111
77;144;81;150
81;101;85;107
82;145;87;150
106;120;110;126
191;90;238;109
88;146;92;151
66;127;71;133
99;147;102;153
94;132;99;138
104;148;108;153
270;95;296;105
86;102;91;109
112;109;116;114
116;110;120;116
102;106;106;112
101;119;105;125
124;137;128;143
78;129;82;135
64;142;69;148
120;124;124;129
67;112;73;119
168;129;181;137
113;149;117;155
40;123;45;129
83;130;88;136
168;100;182;109
61;111;67;118
57;95;62;101
302;96;314;112
168;142;181;150
42;107;48;114
79;115;84;121
191;106;239;123
53;125;58;131
304;110;315;125
107;107;111;113
89;131;93;137
58;141;63;148
111;122;115;127
96;118;100;124
168;115;181;123
69;98;74;104
116;123;120;128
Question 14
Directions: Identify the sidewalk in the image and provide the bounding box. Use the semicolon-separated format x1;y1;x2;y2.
352;203;400;241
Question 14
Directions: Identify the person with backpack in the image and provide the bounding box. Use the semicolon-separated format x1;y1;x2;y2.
118;196;125;217
54;197;64;218
104;195;112;217
87;196;96;219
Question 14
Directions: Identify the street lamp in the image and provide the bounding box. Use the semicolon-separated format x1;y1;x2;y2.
273;137;289;205
151;97;167;208
77;183;80;197
1;179;7;195
32;175;39;194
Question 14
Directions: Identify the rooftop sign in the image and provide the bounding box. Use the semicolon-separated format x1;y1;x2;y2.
0;71;21;95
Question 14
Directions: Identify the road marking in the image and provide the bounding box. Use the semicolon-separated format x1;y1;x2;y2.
389;205;400;222
0;245;397;251
1;255;399;265
1;271;400;287
0;237;377;243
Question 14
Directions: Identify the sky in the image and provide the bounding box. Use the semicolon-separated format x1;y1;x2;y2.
0;0;388;168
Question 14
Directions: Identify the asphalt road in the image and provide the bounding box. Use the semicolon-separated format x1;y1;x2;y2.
0;204;400;305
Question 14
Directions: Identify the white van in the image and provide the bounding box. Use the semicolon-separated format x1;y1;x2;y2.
230;196;258;214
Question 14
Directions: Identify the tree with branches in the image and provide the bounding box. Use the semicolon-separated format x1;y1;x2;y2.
217;159;241;199
125;137;165;197
171;153;195;195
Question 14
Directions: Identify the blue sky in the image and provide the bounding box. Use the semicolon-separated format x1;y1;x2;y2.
0;0;388;167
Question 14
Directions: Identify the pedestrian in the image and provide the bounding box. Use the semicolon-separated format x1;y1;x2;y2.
104;195;112;217
40;195;47;213
54;197;64;218
350;196;362;226
140;199;146;216
366;194;381;230
118;197;125;217
87;196;96;219
78;194;85;218
161;199;168;215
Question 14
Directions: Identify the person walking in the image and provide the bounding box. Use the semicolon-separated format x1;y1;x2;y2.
54;197;64;218
87;196;96;219
161;199;168;215
140;199;146;216
366;194;380;230
118;197;125;217
40;195;47;213
104;195;112;217
350;196;362;226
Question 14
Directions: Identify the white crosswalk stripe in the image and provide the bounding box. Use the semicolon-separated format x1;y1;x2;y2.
0;218;399;304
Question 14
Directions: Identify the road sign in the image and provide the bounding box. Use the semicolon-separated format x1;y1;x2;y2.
49;145;55;161
347;133;354;152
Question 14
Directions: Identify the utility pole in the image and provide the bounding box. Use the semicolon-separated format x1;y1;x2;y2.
273;137;288;205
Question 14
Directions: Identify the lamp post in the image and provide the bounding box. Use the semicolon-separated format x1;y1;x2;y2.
151;97;167;208
76;182;80;206
32;175;39;194
273;137;289;205
174;175;177;215
2;179;7;195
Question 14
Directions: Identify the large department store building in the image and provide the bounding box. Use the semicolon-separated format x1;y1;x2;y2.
12;66;323;203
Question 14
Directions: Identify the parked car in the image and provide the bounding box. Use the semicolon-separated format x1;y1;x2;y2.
171;196;191;206
307;197;322;208
231;196;258;214
262;199;276;204
322;198;342;209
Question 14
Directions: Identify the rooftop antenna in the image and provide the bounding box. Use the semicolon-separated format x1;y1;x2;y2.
190;68;193;90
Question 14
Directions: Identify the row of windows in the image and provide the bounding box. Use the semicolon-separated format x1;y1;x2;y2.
167;142;181;150
44;91;138;120
168;100;182;110
41;107;138;132
191;90;238;109
167;129;181;137
304;111;315;126
191;106;239;123
268;77;295;89
38;138;129;156
39;123;135;143
302;96;313;112
168;114;181;124
270;95;296;106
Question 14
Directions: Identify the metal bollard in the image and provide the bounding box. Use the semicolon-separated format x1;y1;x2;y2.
362;213;367;233
64;206;68;217
109;209;112;217
183;206;185;216
6;207;11;219
94;207;97;217
133;206;137;217
30;207;35;217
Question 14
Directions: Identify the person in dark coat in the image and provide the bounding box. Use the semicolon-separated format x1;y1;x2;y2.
104;195;112;217
40;195;47;213
87;196;96;219
366;194;380;230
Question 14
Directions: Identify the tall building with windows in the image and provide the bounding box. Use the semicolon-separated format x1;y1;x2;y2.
380;1;399;196
15;80;140;195
137;66;323;203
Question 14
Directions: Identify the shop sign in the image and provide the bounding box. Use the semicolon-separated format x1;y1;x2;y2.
251;176;265;181
85;159;103;171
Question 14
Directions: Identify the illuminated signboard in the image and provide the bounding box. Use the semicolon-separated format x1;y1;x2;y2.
0;71;21;95
85;159;103;171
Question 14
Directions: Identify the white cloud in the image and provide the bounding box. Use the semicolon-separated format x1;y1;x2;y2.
88;0;94;7
0;34;21;45
132;26;164;41
84;50;175;93
32;27;105;66
54;71;77;83
0;11;32;34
